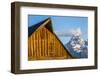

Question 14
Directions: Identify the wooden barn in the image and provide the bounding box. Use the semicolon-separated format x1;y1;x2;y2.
28;18;72;60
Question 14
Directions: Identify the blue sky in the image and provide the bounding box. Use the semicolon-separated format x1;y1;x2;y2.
28;15;88;45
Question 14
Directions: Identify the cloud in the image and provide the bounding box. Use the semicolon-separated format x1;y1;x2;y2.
55;28;82;37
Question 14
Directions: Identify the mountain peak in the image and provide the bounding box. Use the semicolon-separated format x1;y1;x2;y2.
65;34;88;58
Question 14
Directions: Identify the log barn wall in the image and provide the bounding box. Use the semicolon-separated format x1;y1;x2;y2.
28;27;71;60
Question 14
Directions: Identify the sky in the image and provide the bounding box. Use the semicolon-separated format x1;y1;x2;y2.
28;15;88;45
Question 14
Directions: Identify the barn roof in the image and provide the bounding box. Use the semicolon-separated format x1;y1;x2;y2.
28;18;73;58
28;18;53;37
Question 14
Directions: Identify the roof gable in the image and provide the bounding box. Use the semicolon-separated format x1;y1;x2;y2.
28;18;53;37
28;18;73;58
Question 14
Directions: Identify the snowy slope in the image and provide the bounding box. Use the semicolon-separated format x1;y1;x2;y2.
65;35;88;58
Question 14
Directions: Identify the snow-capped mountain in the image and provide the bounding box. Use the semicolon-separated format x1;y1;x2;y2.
55;27;88;58
65;35;88;58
